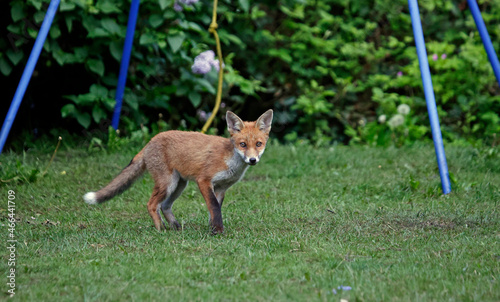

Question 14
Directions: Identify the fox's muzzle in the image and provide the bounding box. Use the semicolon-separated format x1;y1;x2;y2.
245;157;258;165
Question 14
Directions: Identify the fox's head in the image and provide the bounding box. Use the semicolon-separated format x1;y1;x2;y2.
226;109;273;166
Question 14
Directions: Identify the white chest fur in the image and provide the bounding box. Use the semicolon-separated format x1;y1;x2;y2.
212;150;249;192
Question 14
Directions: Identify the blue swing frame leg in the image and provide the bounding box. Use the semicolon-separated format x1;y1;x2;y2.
111;0;141;130
467;0;500;87
0;0;61;154
408;0;452;194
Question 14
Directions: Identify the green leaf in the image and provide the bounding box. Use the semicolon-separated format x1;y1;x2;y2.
87;59;105;76
27;27;38;39
102;98;116;110
109;41;122;61
158;39;167;49
60;1;76;11
73;47;88;62
52;50;66;65
158;0;170;10
90;84;109;98
97;0;122;13
280;5;304;19
139;32;156;45
195;78;216;94
34;11;46;24
30;0;42;10
101;18;122;35
163;10;175;20
238;0;250;13
124;93;139;110
65;16;75;33
0;58;13;76
6;49;23;66
167;33;185;53
50;26;61;39
409;175;420;191
175;84;189;97
218;30;245;48
149;14;164;28
448;172;458;186
11;2;26;22
87;28;110;38
61;104;76;118
184;21;203;33
63;95;78;103
188;91;201;107
92;105;107;123
7;24;21;35
148;95;170;110
76;112;91;129
268;49;292;63
250;6;266;19
76;94;96;105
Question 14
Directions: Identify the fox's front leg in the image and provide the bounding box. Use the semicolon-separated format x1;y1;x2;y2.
197;180;223;234
215;190;225;207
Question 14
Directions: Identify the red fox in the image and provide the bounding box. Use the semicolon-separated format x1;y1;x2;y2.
84;110;273;234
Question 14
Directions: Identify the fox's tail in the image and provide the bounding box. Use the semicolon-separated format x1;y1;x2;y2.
83;150;146;204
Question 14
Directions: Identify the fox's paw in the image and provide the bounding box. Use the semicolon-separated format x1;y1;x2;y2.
171;221;182;231
210;225;224;235
83;192;98;205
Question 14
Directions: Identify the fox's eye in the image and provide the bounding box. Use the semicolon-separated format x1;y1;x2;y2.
240;142;247;148
256;142;262;147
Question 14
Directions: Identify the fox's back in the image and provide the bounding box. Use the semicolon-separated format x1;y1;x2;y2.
143;130;235;181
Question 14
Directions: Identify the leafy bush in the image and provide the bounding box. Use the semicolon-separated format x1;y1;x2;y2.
1;0;499;147
248;0;500;146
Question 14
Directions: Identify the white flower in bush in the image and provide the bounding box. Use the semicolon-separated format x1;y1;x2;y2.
397;104;410;115
388;114;405;128
191;50;223;74
191;60;211;74
173;2;183;11
210;59;222;72
378;114;387;123
196;50;215;61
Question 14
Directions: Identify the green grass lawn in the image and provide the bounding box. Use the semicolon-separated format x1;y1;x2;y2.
1;142;499;301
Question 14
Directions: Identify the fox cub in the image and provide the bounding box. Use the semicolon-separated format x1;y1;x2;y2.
84;110;273;234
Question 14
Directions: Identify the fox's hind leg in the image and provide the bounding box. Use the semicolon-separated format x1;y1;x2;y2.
147;172;180;231
147;186;166;231
160;176;187;230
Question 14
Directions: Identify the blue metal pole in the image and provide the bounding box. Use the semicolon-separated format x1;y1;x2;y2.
112;0;140;129
408;0;451;194
467;0;500;87
0;0;61;154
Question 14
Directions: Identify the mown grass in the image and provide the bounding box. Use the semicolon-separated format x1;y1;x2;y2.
1;142;499;301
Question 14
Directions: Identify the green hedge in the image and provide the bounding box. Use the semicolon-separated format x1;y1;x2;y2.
2;0;499;146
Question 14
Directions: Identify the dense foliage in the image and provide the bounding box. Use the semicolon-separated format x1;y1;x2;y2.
2;0;499;147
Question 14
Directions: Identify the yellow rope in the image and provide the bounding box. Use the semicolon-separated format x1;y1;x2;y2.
201;0;224;134
42;136;62;176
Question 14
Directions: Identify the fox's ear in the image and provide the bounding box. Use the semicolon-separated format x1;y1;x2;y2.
255;109;273;134
226;111;245;133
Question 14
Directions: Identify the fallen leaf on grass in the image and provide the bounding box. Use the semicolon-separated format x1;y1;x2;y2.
42;219;60;226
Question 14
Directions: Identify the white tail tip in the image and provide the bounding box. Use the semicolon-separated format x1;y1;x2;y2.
84;192;98;205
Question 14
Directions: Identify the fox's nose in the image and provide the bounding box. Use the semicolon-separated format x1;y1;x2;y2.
249;158;257;165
